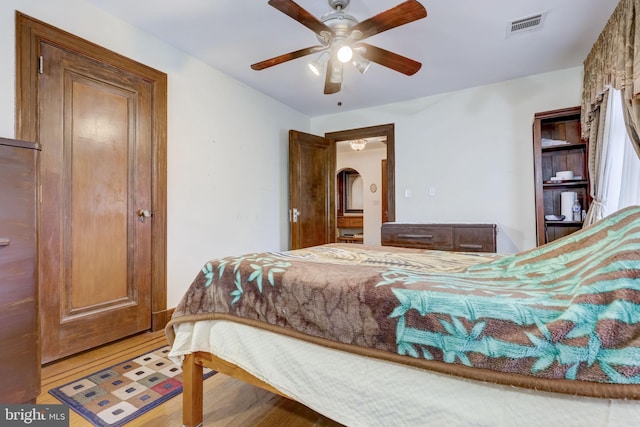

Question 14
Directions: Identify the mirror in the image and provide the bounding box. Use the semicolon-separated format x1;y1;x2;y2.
339;169;363;213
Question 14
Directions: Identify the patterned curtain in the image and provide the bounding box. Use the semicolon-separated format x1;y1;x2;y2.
582;0;640;157
582;0;640;225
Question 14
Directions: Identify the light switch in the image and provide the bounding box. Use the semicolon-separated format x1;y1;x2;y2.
404;189;412;198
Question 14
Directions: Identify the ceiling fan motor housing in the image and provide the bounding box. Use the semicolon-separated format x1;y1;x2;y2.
328;0;350;10
319;5;358;45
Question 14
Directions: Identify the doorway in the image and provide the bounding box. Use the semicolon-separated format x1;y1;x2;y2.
288;124;394;250
327;124;395;245
16;13;168;362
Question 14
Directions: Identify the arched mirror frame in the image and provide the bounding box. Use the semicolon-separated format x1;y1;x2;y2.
325;123;395;222
337;168;364;214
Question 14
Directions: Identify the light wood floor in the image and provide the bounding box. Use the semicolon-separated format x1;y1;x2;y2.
37;330;343;426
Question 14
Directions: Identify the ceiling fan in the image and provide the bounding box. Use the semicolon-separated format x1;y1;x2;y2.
250;0;428;94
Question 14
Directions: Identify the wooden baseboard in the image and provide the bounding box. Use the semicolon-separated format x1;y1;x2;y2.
151;307;174;332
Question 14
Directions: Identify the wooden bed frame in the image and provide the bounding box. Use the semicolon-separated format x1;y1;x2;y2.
182;352;291;427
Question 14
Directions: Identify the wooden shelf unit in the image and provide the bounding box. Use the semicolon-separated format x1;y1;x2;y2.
337;215;363;244
533;107;590;246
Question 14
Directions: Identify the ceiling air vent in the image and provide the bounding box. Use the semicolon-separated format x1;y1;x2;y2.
506;12;547;37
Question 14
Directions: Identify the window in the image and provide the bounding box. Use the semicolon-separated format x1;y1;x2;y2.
600;89;640;218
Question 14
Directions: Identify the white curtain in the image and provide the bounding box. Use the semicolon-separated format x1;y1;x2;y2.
584;88;616;224
586;87;640;224
618;134;640;207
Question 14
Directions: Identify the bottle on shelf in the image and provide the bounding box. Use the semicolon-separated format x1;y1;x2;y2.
572;198;582;222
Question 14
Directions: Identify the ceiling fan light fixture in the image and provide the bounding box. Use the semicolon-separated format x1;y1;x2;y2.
349;139;367;151
308;61;321;76
336;45;353;63
308;51;330;76
329;61;343;83
352;56;371;74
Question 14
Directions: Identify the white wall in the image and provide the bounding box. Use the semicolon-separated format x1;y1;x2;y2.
337;147;386;245
0;0;310;308
0;0;585;309
312;67;583;253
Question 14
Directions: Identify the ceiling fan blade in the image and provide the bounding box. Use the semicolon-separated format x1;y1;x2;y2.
268;0;334;37
356;43;422;75
251;45;324;70
324;59;341;94
350;0;427;41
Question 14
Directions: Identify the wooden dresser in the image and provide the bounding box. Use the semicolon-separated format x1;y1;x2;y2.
0;137;41;403
381;223;497;253
336;215;364;243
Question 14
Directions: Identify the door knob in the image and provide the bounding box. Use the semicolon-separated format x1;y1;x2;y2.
291;208;301;223
137;209;152;223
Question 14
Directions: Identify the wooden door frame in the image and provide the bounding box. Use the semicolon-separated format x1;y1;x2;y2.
325;123;395;222
15;12;169;331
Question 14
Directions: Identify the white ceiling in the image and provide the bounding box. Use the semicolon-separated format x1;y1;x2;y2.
83;0;618;117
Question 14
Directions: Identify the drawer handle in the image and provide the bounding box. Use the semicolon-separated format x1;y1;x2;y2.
397;234;434;239
0;238;10;247
459;243;483;249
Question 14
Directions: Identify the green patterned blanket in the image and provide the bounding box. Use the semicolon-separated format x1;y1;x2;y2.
167;205;640;398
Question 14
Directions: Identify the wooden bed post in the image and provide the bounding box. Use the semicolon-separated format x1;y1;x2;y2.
182;353;204;427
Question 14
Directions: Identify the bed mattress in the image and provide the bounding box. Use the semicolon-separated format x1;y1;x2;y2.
169;319;640;427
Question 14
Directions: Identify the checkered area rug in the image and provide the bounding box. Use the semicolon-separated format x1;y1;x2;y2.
49;346;215;427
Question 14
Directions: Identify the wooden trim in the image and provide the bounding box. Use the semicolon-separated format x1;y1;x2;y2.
533;106;582;120
325;123;396;222
532;112;545;246
0;137;40;151
150;74;168;327
151;307;174;332
15;12;168;332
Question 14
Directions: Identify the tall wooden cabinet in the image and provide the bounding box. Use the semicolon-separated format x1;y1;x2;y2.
0;137;41;403
533;107;589;246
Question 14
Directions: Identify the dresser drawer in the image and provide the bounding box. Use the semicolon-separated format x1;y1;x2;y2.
381;224;453;250
337;216;363;228
453;226;496;252
382;223;496;252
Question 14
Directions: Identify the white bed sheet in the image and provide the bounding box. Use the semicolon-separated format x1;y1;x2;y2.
169;320;640;427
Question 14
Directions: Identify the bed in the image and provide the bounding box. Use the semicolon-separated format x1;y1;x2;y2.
166;205;640;426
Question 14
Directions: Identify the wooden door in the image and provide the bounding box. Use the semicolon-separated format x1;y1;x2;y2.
37;41;153;362
289;130;336;249
382;159;389;224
